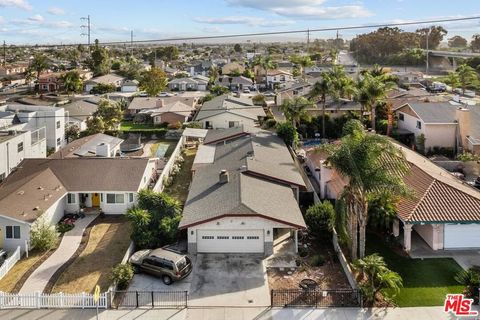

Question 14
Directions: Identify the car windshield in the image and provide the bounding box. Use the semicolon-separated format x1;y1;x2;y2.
176;257;188;270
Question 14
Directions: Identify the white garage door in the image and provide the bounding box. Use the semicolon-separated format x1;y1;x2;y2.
444;224;480;249
197;229;264;253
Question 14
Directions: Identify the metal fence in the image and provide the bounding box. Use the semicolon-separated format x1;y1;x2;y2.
271;289;361;308
114;290;188;309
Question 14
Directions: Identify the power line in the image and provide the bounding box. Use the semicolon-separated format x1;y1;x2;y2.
4;15;480;48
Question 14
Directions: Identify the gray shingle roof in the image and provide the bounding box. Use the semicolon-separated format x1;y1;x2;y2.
194;94;265;121
179;131;306;228
404;102;457;124
204;127;248;145
62;100;98;121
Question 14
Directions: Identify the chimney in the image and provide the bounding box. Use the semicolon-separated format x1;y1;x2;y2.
96;143;111;157
156;99;165;108
456;107;471;150
219;169;229;184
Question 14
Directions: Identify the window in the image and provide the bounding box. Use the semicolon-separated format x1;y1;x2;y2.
129;193;134;202
106;193;125;204
67;193;76;204
201;236;214;240
399;113;404;121
56;137;61;146
56;121;61;129
232;236;245;240
17;142;23;152
416;121;422;129
6;226;20;239
217;236;229;239
228;121;239;128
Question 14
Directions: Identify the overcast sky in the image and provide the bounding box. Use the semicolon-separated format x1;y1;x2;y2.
0;0;479;45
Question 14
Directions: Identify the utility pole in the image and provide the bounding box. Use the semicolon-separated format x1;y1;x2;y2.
425;27;430;75
3;41;6;66
81;15;91;51
130;30;134;56
306;29;310;53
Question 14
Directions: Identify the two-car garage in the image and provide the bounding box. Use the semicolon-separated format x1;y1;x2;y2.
444;224;480;249
196;229;264;253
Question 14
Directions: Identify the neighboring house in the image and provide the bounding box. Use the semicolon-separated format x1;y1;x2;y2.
84;74;126;92
194;95;266;130
121;80;139;93
0;129;46;181
309;99;363;119
314;141;480;252
179;129;306;255
0;157;157;252
221;62;245;75
276;81;312;106
50;133;123;158
187;61;213;77
258;70;294;90
276;61;294;74
128;96;199;115
168;75;209;91
215;75;253;91
0;64;28;77
391;71;424;84
0;104;65;152
62;100;98;132
38;72;64;93
149;100;194;125
396;101;480;154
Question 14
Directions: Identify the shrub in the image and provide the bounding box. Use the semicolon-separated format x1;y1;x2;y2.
252;94;266;106
276;122;298;147
111;263;134;290
305;201;335;239
167;121;182;130
264;118;277;129
310;254;326;267
298;246;309;258
455;268;480;303
30;215;59;251
56;222;74;234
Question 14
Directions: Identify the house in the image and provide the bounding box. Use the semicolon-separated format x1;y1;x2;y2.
168;75;209;91
84;74;126;93
258;70;294;90
38;72;64;93
390;71;424;84
149;100;194;125
396;101;480;154
62;100;98;132
121;80;139;93
50;133;123;158
179;129;306;255
310;99;363;119
221;62;245;75
0;157;157;252
215;75;253;92
0;64;28;77
128;96;199;115
193;95;265;130
314;141;480;252
0;129;46;182
187;61;213;77
0;104;65;152
276;61;294;74
276;81;312;106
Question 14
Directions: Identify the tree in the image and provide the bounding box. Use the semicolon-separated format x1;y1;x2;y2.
309;73;332;138
65;125;80;142
233;43;242;53
61;70;83;95
280;97;313;130
253;55;277;90
208;66;219;85
290;55;314;80
85;116;105;135
320;120;410;259
353;254;403;304
139;67;168;97
445;72;460;91
455;268;480;302
416;26;447;50
111;263;134;290
29;54;50;86
305;201;335;239
30;214;59;251
328;65;356;101
276;122;298;148
94;99;123;131
126;189;181;249
252;94;265;106
86;39;110;76
118;57;144;80
456;64;478;95
448;35;468;48
90;83;116;94
210;85;229;96
472;34;480;52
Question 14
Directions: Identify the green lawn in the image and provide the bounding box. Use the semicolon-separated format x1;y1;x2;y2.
120;121;166;132
150;140;178;158
367;232;463;307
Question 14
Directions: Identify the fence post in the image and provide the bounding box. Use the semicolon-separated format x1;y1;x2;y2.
151;291;154;308
35;291;40;309
0;291;3;309
185;291;188;308
136;291;139;308
270;289;273;307
82;292;85;309
315;290;318;308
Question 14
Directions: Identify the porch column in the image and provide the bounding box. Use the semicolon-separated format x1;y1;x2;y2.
432;224;442;250
393;219;400;237
403;223;413;252
294;230;298;253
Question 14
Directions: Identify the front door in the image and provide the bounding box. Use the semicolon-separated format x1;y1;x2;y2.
92;193;100;207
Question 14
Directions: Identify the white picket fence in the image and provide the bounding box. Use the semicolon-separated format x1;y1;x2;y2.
0;246;20;281
0;291;108;309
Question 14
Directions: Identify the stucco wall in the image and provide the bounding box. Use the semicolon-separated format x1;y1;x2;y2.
199;113;258;130
424;124;457;150
0;216;30;252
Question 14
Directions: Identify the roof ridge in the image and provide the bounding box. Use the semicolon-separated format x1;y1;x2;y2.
408;178;436;221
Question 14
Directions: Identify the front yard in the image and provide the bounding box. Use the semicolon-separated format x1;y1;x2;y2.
120;121;167;133
367;232;463;307
165;148;197;205
51;216;132;294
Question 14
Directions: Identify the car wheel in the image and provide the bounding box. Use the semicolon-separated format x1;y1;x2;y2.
162;275;172;285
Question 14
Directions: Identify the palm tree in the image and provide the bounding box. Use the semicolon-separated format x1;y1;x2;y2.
280;96;314;130
445;72;460;92
253;55;277;90
321;120;410;259
61;70;83;96
328;65;355;100
309;73;332;138
208;66;219;86
456;64;478;95
290;55;315;81
29;54;50;82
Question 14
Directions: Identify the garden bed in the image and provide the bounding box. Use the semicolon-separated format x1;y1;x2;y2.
164;148;197;205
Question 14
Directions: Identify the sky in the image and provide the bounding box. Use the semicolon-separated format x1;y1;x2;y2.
0;0;479;45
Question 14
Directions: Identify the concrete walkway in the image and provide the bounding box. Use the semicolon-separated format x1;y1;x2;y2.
19;214;98;294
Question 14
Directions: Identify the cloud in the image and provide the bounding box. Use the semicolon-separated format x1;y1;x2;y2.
0;0;32;10
194;16;294;27
28;14;44;22
225;0;372;19
47;7;65;15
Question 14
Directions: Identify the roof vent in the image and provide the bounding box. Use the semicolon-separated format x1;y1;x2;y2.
33;206;39;211
37;186;44;190
17;190;24;195
240;165;247;172
219;169;229;184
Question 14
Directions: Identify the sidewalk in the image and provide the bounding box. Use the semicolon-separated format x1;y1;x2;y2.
19;214;98;294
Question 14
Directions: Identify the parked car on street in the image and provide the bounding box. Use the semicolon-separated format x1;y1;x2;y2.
129;248;192;285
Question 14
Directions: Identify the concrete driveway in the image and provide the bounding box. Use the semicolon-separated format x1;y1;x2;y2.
188;254;270;307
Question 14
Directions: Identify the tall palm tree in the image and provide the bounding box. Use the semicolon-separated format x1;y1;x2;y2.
320;120;410;259
328;65;355;101
29;54;50;82
253;55;277;90
61;70;83;96
280;96;314;130
456;64;478;95
445;72;460;92
290;55;315;81
309;73;332;138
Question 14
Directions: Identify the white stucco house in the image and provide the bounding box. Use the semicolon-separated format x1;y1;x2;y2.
179;129;306;255
0;158;158;253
